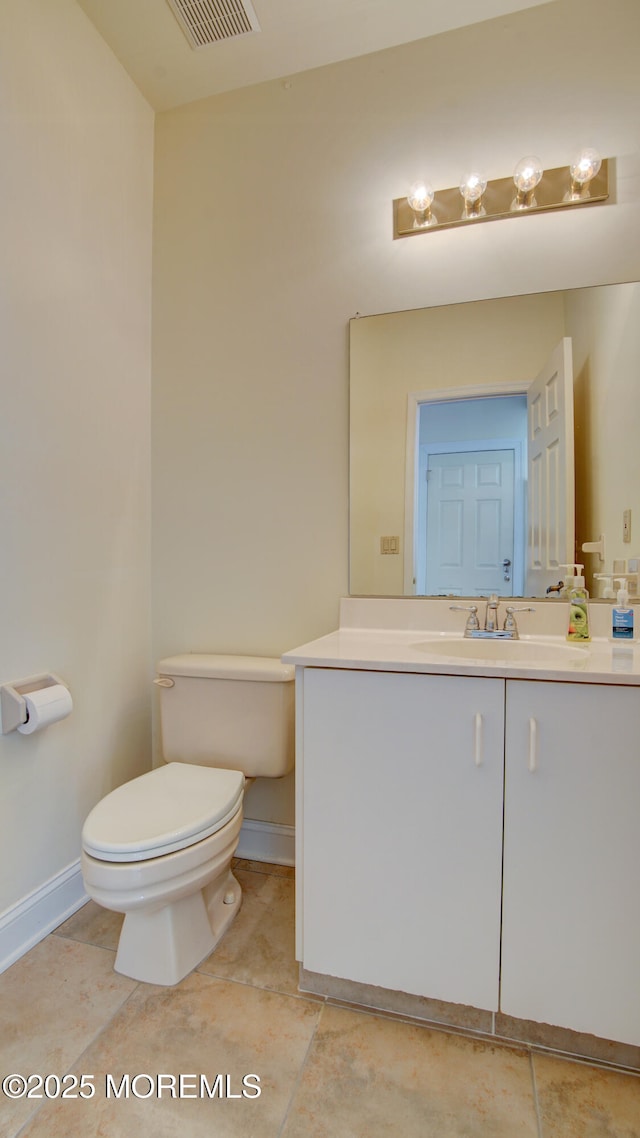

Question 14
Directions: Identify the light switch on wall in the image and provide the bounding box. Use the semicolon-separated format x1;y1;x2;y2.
380;536;400;555
623;509;632;543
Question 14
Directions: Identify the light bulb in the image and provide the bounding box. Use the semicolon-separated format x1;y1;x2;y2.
570;148;601;186
459;171;487;204
513;156;544;194
407;180;436;227
567;147;602;200
407;180;434;212
512;155;544;209
459;171;487;218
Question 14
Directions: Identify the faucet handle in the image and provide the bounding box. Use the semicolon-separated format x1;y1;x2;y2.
450;604;480;634
503;605;535;634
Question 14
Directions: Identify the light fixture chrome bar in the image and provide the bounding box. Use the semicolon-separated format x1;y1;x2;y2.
393;160;610;239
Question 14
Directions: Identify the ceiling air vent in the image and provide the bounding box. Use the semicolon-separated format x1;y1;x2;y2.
166;0;261;49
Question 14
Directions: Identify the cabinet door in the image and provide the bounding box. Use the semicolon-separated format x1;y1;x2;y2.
301;668;504;1010
502;680;640;1046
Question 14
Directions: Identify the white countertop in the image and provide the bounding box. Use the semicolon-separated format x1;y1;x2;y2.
283;599;640;685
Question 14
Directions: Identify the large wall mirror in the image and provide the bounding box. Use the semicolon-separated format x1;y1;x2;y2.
350;282;640;599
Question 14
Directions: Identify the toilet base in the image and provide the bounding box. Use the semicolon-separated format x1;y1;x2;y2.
114;867;242;986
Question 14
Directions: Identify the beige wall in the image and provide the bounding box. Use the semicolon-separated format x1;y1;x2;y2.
6;0;638;909
0;0;154;911
568;284;640;592
153;0;640;825
350;294;566;595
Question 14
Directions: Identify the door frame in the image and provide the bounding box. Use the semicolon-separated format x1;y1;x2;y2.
404;383;527;595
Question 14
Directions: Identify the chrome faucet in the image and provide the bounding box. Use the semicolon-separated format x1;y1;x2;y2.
450;596;536;639
484;594;500;632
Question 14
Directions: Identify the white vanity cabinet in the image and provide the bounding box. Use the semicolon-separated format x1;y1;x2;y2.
297;661;640;1048
501;680;640;1048
299;667;505;1010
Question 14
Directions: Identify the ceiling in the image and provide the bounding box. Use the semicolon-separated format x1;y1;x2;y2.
76;0;556;111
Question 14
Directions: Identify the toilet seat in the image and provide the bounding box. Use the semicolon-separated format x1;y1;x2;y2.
82;762;244;863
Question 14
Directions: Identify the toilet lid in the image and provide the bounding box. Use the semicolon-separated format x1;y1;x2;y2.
82;763;244;863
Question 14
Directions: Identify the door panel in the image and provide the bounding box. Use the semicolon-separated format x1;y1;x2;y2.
301;668;505;1010
502;680;640;1046
526;338;575;595
425;449;515;595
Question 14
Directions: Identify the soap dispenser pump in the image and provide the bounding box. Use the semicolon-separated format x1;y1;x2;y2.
612;578;634;641
558;564;576;599
565;564;591;642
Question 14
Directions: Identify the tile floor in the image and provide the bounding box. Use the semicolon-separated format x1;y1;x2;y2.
1;860;638;1137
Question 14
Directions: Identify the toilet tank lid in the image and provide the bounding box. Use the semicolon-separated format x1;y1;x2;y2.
156;654;295;682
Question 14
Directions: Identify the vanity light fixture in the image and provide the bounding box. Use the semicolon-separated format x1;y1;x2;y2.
393;149;609;238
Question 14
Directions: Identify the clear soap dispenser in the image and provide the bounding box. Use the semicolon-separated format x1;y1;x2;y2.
612;578;634;641
565;564;591;642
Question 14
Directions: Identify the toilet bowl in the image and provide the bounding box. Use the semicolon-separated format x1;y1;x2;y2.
81;655;294;985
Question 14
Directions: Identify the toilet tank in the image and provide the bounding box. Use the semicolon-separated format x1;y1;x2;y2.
155;655;295;778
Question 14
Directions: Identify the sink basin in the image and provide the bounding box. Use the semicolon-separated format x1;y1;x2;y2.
413;637;588;663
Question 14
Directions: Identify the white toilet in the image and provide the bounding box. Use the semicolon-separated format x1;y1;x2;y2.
81;654;295;986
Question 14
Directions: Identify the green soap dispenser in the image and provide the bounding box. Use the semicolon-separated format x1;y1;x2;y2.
565;563;591;642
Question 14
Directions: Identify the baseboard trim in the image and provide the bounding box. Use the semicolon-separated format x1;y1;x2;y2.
0;860;87;975
236;819;295;866
0;825;294;975
298;968;640;1073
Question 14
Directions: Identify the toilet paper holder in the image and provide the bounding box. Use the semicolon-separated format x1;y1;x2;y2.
0;673;67;735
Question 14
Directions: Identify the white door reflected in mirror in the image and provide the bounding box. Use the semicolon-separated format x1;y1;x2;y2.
419;447;517;596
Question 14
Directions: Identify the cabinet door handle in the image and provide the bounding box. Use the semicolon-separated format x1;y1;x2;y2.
474;712;483;767
528;717;538;773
